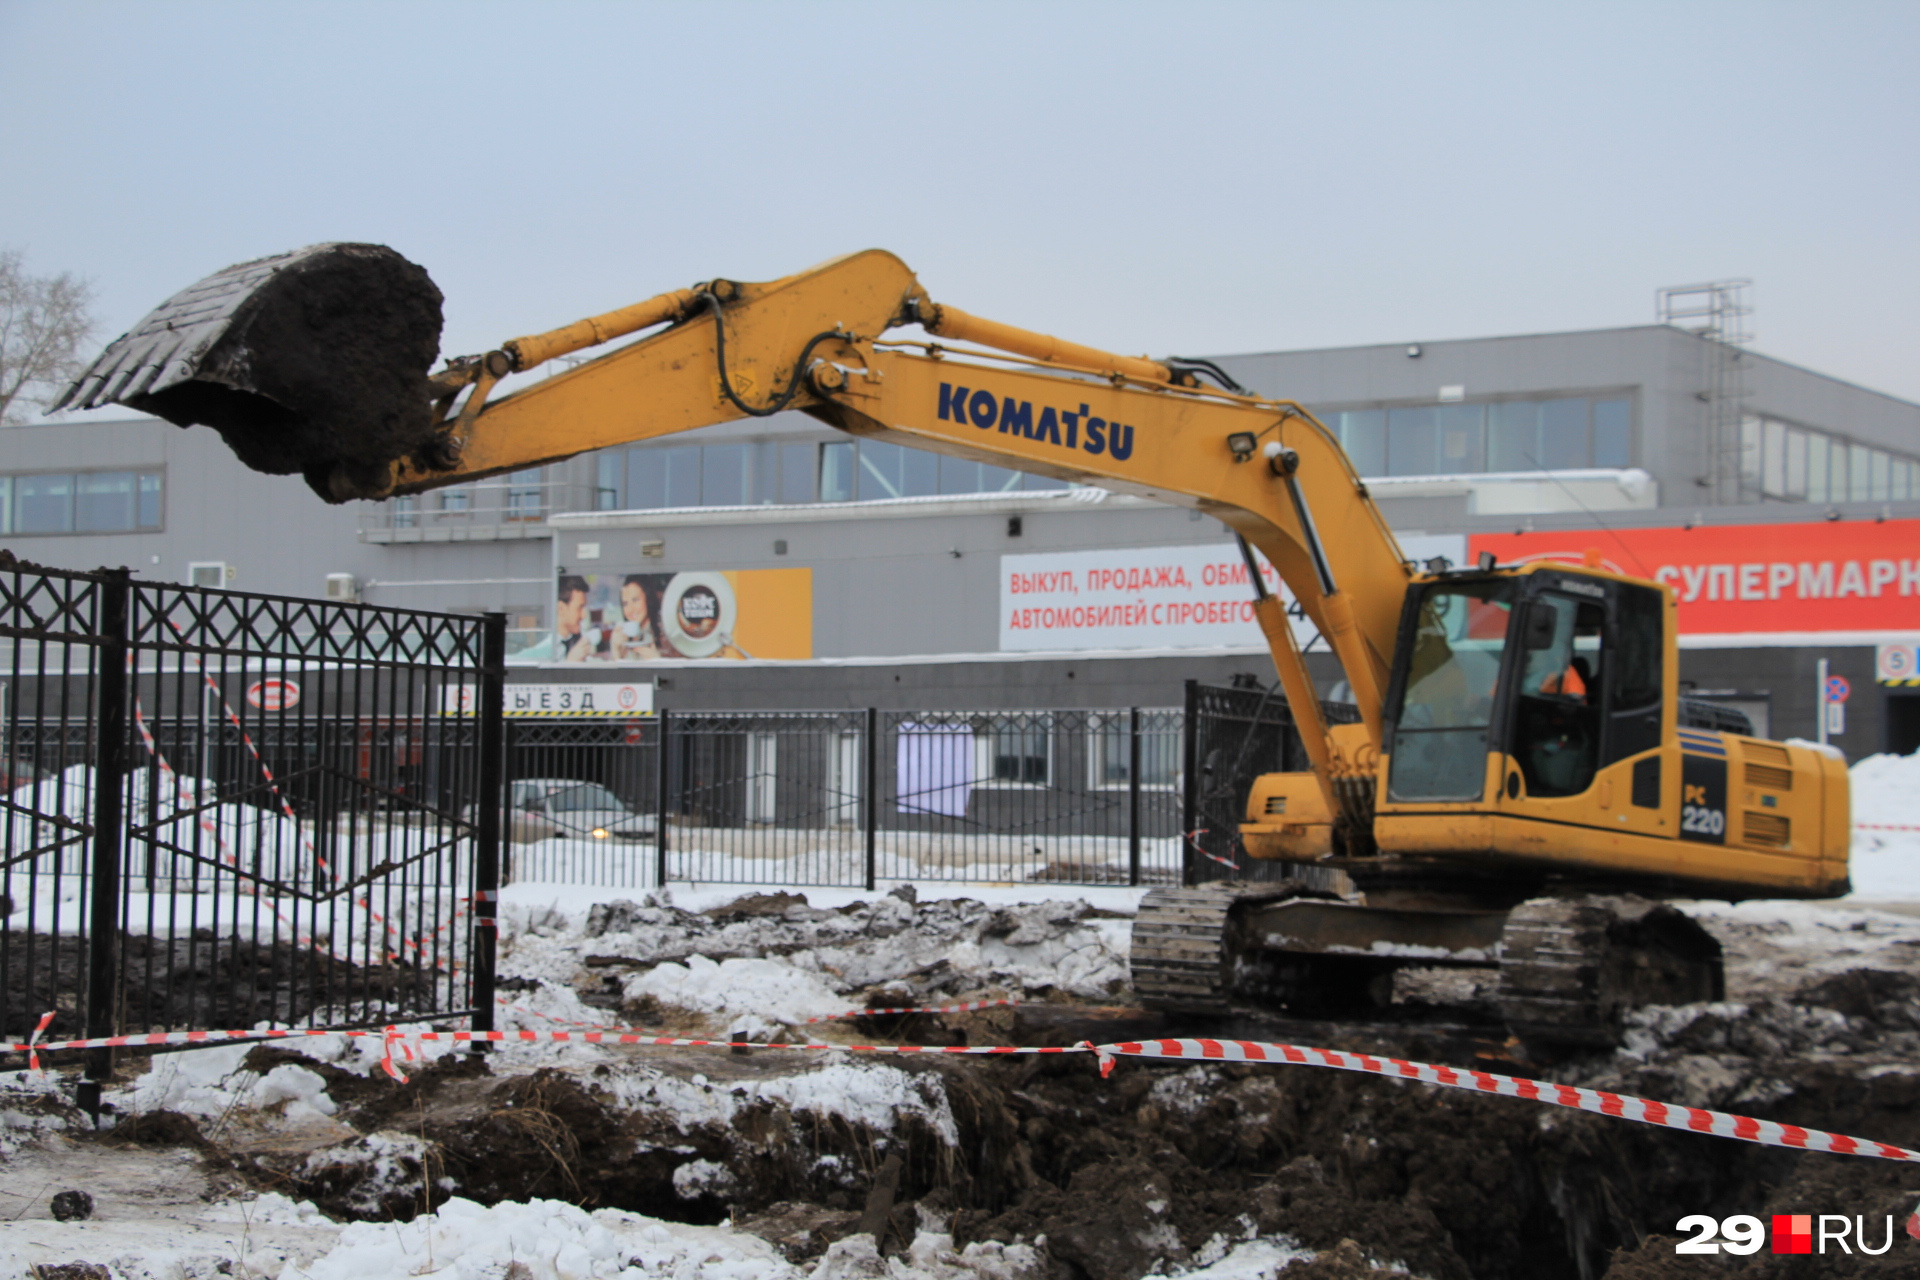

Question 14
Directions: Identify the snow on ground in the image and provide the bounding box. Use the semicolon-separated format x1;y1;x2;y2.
117;1039;340;1124
501;878;1152;923
497;884;1137;1034
600;1058;960;1144
0;1183;1326;1279
1846;749;1920;898
625;955;851;1027
26;750;1920;1279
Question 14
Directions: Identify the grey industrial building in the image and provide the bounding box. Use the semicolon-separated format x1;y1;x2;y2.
7;311;1920;755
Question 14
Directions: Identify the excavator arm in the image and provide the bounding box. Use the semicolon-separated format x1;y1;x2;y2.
412;250;1409;795
62;246;1413;817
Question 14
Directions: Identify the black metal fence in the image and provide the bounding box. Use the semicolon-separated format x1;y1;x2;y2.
0;564;503;1094
499;708;1187;889
494;690;1364;891
1183;679;1362;883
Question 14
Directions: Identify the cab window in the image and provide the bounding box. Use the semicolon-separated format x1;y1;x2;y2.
1387;581;1513;801
1511;593;1605;797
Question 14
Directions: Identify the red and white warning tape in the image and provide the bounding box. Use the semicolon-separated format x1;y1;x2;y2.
1098;1037;1920;1161
8;1018;1920;1166
1853;823;1920;832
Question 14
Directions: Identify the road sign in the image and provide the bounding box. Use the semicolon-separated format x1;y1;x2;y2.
1825;675;1851;705
1877;644;1920;683
246;678;300;711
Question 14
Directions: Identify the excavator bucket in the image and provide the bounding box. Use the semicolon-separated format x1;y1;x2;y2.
55;243;444;501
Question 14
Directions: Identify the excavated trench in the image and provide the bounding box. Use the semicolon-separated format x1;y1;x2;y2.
25;891;1920;1278
71;969;1920;1280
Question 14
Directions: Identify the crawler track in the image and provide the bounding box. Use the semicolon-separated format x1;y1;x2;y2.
1128;884;1249;1014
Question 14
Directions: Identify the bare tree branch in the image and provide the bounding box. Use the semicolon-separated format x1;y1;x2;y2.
0;249;98;426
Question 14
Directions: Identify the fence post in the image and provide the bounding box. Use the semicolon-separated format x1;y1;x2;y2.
468;614;506;1049
863;707;878;892
655;708;671;889
79;568;131;1122
1128;706;1143;887
1180;680;1199;887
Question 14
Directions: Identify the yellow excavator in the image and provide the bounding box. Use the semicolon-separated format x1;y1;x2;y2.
59;244;1851;1047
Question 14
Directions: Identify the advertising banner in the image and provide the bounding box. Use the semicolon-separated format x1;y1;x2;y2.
999;536;1465;652
1468;520;1920;645
543;568;812;662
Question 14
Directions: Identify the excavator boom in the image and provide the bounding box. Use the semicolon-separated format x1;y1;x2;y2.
63;247;1410;818
64;244;1850;1047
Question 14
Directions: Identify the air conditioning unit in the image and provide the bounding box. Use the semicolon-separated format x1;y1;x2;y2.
187;562;233;589
324;573;359;602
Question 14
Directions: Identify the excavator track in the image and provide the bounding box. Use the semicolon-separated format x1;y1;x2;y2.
1130;883;1303;1014
1496;895;1723;1049
1129;884;1250;1014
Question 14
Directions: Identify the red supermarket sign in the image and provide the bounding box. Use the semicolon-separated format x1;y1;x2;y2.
246;678;301;711
1470;519;1920;642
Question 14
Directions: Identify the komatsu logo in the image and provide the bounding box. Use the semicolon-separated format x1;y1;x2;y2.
937;383;1136;461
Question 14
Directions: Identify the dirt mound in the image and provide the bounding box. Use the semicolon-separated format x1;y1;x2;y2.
107;1108;212;1151
1276;1240;1409;1279
124;243;443;502
1795;968;1920;1029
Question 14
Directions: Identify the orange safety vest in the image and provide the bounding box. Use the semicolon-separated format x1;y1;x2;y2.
1541;664;1587;697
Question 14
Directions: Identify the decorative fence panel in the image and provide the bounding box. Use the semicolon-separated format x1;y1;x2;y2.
1181;679;1362;883
0;565;503;1106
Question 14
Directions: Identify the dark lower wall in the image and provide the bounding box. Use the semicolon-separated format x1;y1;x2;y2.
628;651;1345;713
1679;646;1880;758
521;644;1898;760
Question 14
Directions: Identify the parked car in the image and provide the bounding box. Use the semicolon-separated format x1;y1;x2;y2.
505;778;655;843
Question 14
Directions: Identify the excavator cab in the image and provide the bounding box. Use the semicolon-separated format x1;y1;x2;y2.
1382;566;1660;811
1370;563;1847;899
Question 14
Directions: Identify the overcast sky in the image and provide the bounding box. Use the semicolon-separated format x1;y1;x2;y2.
5;1;1917;414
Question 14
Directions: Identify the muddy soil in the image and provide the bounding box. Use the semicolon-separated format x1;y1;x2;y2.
125;243;443;501
47;951;1914;1280
3;929;444;1041
15;894;1920;1278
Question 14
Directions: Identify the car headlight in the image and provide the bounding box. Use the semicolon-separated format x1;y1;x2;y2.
592;828;610;839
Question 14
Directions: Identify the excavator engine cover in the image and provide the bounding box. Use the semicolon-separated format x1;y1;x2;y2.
57;243;443;502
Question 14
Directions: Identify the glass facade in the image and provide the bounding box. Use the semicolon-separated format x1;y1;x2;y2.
0;471;163;534
594;438;1068;511
1319;395;1633;477
1743;415;1920;504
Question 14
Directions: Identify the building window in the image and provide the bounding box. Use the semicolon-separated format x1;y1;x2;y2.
0;470;164;535
973;715;1051;787
439;487;471;514
506;468;545;520
1748;414;1918;505
702;443;750;506
1321;394;1634;478
1088;712;1180;790
820;442;855;502
588;436;1076;512
777;443;815;504
390;495;418;528
596;454;622;510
